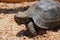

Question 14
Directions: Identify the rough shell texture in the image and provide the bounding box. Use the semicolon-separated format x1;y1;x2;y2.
25;0;60;29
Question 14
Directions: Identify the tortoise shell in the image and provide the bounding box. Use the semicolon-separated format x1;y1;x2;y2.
25;0;60;29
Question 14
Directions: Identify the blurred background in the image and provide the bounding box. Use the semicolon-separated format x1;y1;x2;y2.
0;0;60;3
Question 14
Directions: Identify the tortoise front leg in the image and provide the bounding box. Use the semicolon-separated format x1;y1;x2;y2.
27;22;37;36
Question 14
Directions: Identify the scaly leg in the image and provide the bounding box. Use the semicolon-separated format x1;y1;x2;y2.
27;22;37;36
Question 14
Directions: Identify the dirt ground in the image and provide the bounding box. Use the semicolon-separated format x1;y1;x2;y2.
0;2;60;40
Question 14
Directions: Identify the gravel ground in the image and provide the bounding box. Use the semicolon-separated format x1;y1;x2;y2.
0;2;60;40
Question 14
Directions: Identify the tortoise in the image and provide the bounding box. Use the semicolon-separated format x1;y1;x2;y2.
15;0;60;36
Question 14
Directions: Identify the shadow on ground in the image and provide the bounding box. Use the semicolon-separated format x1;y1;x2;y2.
16;26;60;38
0;6;29;14
14;16;60;38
